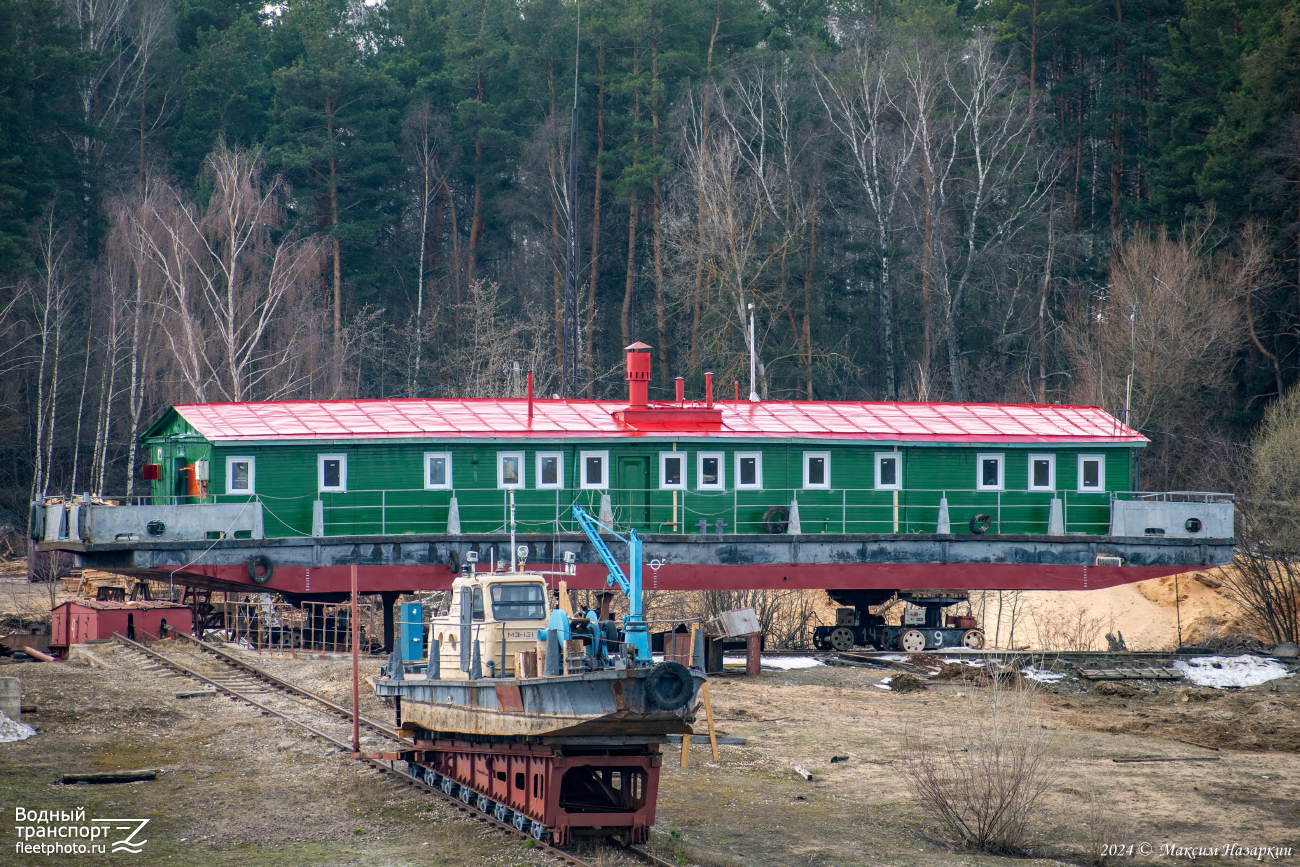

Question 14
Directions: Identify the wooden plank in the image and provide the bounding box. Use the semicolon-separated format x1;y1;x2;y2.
701;681;719;762
62;770;158;784
1112;756;1220;763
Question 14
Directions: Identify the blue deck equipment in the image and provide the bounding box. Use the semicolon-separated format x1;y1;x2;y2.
571;506;650;664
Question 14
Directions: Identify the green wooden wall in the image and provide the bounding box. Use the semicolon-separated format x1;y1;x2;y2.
140;428;1135;538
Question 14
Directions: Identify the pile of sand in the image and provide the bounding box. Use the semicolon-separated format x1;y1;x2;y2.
974;568;1248;652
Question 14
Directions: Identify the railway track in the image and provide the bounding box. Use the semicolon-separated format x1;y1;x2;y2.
110;633;677;867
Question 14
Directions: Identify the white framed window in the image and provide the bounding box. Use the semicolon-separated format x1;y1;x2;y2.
424;452;452;490
580;450;609;489
226;456;255;495
318;454;347;493
659;451;686;490
874;452;901;491
497;452;525;488
803;451;831;489
1028;454;1055;491
976;453;1004;491
735;452;763;490
697;452;725;491
536;452;563;489
1077;454;1105;492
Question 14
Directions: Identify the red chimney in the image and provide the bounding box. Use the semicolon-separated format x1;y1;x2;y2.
705;372;713;408
675;376;684;402
625;342;651;407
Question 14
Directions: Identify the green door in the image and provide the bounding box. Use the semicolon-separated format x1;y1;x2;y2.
616;456;652;530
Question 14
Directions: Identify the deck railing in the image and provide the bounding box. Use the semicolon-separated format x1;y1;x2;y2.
48;488;1234;540
239;486;1130;537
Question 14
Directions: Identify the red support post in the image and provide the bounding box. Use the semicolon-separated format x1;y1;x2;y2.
351;563;360;755
745;633;761;677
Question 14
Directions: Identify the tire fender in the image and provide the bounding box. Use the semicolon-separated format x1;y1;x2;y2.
248;554;274;585
762;505;790;534
644;661;694;711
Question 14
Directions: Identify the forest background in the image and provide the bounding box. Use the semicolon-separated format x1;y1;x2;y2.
3;0;1300;519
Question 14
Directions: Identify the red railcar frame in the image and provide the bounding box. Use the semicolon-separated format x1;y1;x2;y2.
410;737;661;845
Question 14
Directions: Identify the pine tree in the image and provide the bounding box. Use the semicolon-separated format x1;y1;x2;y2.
268;0;401;350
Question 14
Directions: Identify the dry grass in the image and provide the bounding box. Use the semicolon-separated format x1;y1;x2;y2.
641;588;834;649
1076;789;1136;867
1030;601;1113;652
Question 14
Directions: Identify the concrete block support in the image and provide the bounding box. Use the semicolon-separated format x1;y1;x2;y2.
0;677;20;721
1048;498;1065;536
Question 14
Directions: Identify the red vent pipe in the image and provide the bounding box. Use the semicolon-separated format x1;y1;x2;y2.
705;372;713;408
625;342;651;407
675;377;684;402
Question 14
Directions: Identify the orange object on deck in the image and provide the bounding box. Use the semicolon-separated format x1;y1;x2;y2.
180;464;201;497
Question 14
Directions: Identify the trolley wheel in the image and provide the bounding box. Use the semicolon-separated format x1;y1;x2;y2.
899;629;926;653
828;627;855;652
476;794;492;813
531;821;549;842
494;803;510;823
513;812;530;832
459;784;474;804
961;629;986;649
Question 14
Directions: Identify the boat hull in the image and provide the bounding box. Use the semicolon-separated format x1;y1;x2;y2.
377;667;703;739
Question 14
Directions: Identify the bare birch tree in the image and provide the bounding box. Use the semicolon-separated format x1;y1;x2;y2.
717;60;823;396
106;195;164;497
816;35;916;399
135;143;325;402
28;213;77;499
674;86;790;397
402;103;457;393
931;31;1055;400
65;0;171;176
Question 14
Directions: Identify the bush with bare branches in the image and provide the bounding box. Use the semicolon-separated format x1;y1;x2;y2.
1030;601;1112;652
1219;552;1300;646
640;588;828;649
901;676;1058;853
1234;379;1300;645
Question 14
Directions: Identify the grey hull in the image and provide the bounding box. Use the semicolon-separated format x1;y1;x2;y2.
377;667;705;739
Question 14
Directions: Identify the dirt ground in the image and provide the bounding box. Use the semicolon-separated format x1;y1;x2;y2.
2;646;1297;867
2;562;1296;866
0;643;566;867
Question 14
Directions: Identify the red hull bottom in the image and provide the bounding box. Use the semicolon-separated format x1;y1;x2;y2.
169;561;1201;596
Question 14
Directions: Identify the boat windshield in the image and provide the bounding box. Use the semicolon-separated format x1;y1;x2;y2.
489;583;547;620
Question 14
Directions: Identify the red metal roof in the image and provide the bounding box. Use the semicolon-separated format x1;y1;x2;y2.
168;399;1146;445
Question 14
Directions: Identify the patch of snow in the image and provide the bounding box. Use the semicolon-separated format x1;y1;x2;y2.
0;710;36;743
1021;667;1065;683
1174;655;1293;689
874;676;892;691
722;655;824;670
